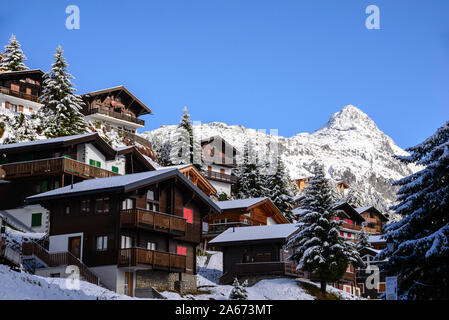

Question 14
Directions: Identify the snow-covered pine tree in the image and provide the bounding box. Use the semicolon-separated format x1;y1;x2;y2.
2;113;39;144
377;121;449;300
169;106;201;169
155;140;173;166
233;140;265;199
345;184;367;208
356;225;372;251
287;164;360;297
38;46;87;138
263;155;296;222
229;278;248;300
0;34;28;71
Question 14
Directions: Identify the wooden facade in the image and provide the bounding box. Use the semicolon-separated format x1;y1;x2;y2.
0;69;44;104
203;198;289;242
356;206;388;235
27;170;220;277
0;133;154;211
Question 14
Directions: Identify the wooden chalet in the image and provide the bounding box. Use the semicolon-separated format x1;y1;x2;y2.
201;136;237;196
0;69;44;115
332;201;366;242
25;168;221;297
0;133;154;232
355;206;388;234
203;197;289;244
208;224;303;285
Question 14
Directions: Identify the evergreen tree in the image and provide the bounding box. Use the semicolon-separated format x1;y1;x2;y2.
345;185;367;208
234;140;265;199
356;225;372;251
287;165;360;297
264;155;296;222
229;278;248;300
169;106;201;169
155;140;173;166
2;113;39;144
0;34;28;71
378;121;449;300
38;46;87;138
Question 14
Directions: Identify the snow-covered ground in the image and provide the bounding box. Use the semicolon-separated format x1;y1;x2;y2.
0;265;134;300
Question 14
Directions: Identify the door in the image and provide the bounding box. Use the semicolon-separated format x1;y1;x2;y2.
68;236;81;259
124;272;133;297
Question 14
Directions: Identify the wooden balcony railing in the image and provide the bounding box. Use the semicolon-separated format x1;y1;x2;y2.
120;208;186;236
204;170;237;184
118;248;186;272
0;86;40;103
341;222;362;232
87;107;145;126
0;157;120;180
22;241;99;285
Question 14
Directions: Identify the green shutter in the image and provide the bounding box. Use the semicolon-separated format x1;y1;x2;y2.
96;161;101;168
41;181;48;192
31;213;42;227
89;159;96;166
112;166;119;174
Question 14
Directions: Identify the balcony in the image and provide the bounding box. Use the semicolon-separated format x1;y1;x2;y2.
0;157;120;180
86;107;145;126
118;248;186;272
204;170;237;184
120;208;186;236
341;222;362;232
0;86;40;103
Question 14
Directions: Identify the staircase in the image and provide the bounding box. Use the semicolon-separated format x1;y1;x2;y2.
22;241;100;286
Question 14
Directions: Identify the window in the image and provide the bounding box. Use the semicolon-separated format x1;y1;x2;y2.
31;213;42;227
332;217;339;221
340;231;345;237
81;200;90;213
176;246;187;256
147;242;157;251
10;83;19;92
120;236;133;249
220;219;226;224
243;218;248;225
10;104;18;112
146;188;159;211
370;212;374;219
54;180;60;189
122;198;134;210
111;166;119;174
96;236;108;251
183;208;193;224
65;205;71;215
95;198;109;213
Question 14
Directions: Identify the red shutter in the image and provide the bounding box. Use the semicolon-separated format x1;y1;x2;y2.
176;246;187;256
340;231;344;237
5;101;10;109
19;105;23;112
29;107;33;113
183;208;193;224
10;84;19;92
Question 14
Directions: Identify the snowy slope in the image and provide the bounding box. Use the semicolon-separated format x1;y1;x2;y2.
0;265;134;300
142;105;416;213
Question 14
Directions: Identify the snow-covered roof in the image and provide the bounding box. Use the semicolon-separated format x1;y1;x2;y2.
0;133;98;151
0;180;10;184
369;235;386;243
209;223;300;245
143;155;162;169
215;197;268;210
26;168;221;213
354;206;372;214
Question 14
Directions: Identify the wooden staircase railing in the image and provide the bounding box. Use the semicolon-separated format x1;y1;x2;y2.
22;241;100;286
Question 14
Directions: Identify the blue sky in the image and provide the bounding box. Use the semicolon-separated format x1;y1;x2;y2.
1;0;448;148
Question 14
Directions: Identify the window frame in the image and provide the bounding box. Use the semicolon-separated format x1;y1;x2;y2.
96;236;108;251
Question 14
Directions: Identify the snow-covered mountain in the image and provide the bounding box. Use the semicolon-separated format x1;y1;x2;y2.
142;105;416;214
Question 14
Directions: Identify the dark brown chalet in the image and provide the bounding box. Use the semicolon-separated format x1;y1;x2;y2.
0;69;44;114
209;224;302;285
354;206;388;235
0;133;154;233
203;197;289;245
25;169;221;297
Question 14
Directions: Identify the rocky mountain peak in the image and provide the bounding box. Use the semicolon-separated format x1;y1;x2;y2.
319;105;379;134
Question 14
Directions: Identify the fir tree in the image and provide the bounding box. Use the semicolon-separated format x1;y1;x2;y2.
233;140;265;199
0;34;28;71
377;121;449;300
2;113;39;144
169;106;201;169
287;165;360;297
155;140;173;166
229;278;248;300
263;155;296;222
356;225;372;251
38;46;87;138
